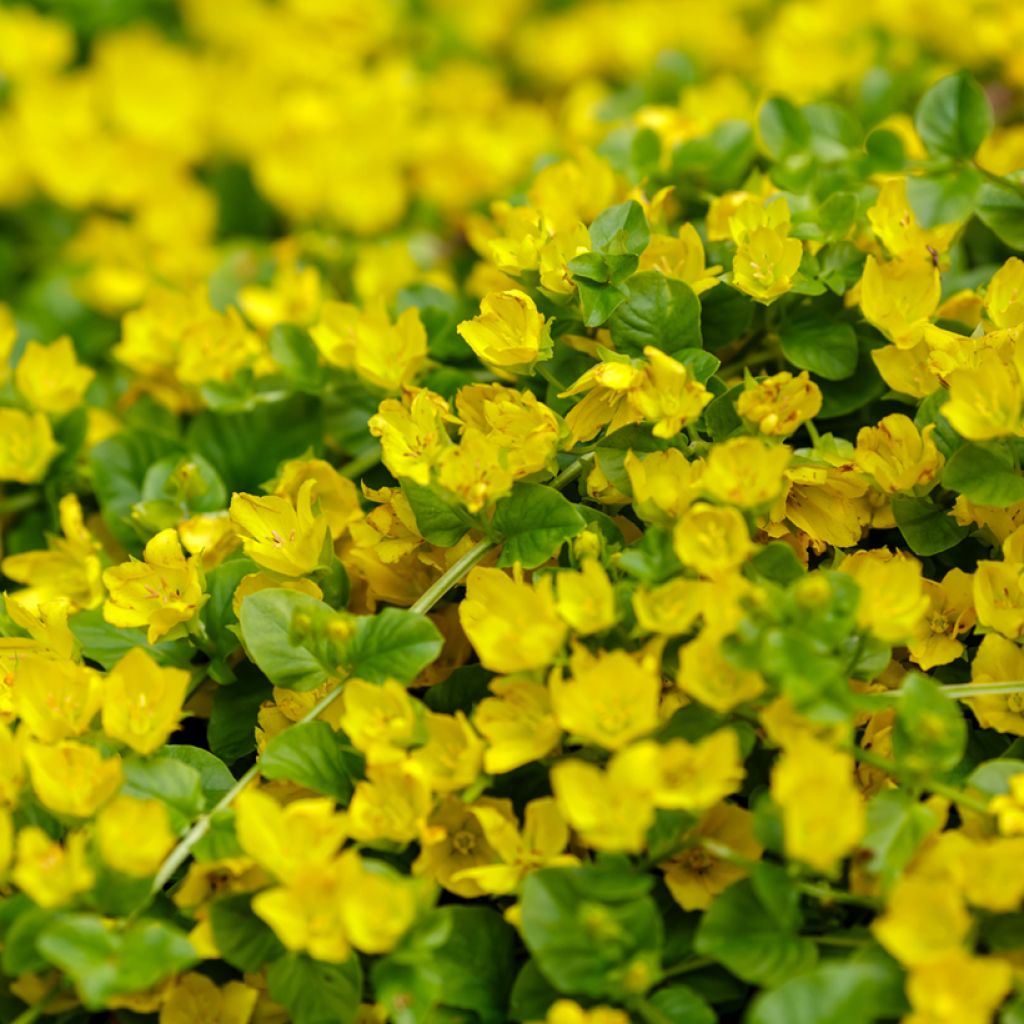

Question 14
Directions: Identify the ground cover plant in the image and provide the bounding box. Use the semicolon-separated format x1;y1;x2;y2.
3;1;1024;1021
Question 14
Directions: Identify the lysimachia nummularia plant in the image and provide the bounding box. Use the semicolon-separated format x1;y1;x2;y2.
2;2;1024;1022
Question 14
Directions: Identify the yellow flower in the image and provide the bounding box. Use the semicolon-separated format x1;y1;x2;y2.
661;802;762;910
859;255;940;348
97;796;175;877
414;795;513;897
102;647;190;755
4;595;76;660
1;494;104;612
985;256;1024;329
551;742;658;853
457;290;552;373
965;633;1024;735
436;427;515;512
560;359;645;444
453;797;576;895
732;224;803;303
24;739;122;818
177;305;265;388
554;559;617;635
459;566;567;673
673;502;753;578
907;568;975;671
347;762;432;844
771;734;864;873
229;479;330;577
630;347;712;438
702;437;790;508
368;387;454;486
841;549;929;644
653;729;744;812
959;836;1024;912
340;677;419;766
867;177;959;266
854;414;943;493
0;408;59;483
12;828;94;908
235;788;347;882
159;973;259;1024
173;857;269;909
15;656;101;742
473;676;562;774
973;560;1024;640
539;1000;630;1024
273;457;363;541
639;223;721;293
238;257;322;332
737;370;822;436
0;806;10;878
989;774;1024;834
905;951;1013;1024
336;848;418;954
550;647;660;750
625;448;704;523
942;347;1024;440
0;721;23;805
409;710;485;793
633;578;707;636
872;875;970;966
102;528;205;643
677;632;765;712
14;336;94;415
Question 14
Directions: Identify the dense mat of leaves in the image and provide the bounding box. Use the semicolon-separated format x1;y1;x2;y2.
4;1;1024;1022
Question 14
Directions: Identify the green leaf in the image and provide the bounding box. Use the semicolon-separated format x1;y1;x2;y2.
905;167;981;227
268;324;323;391
3;906;57;976
239;588;332;692
493;483;586;569
647;984;717;1024
977;178;1024;249
37;915;197;1009
576;278;630;328
520;864;662;1000
344;607;444;684
914;71;993;159
259;720;362;803
694;878;817;987
200;556;258;662
818;191;858;242
758;97;811;159
160;746;236;806
589;200;650;257
862;789;944;889
748;959;907;1024
779;320;858;381
210;894;286;972
120;756;205;832
893;672;967;776
968;758;1024;797
267;953;363;1024
208;668;273;763
69;607;194;671
402;480;471;546
817;337;886;418
891;495;969;556
608;271;702;354
941;442;1024;507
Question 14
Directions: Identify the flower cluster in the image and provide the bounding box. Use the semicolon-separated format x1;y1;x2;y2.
2;2;1024;1023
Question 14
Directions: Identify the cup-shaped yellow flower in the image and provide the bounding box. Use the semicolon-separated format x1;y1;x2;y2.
11;827;94;908
160;972;259;1024
97;796;175;877
854;413;943;493
459;566;567;674
942;348;1023;441
703;437;790;508
966;633;1024;733
652;729;745;812
859;254;940;348
0;408;59;483
24;739;122;818
737;370;822;436
14;336;95;415
630;347;712;439
102;528;204;643
473;676;561;775
101;647;190;755
732;225;803;303
986;257;1024;329
369;387;455;486
673;503;753;579
340;677;419;766
336;848;418;954
456;289;552;374
841;549;930;645
554;558;617;635
625;448;705;523
229;478;329;577
409;710;485;792
14;656;102;742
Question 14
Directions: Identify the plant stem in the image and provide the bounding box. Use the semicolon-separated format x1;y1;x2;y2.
339;447;381;480
659;956;714;979
536;362;568;393
11;989;55;1024
409;537;495;616
797;881;879;909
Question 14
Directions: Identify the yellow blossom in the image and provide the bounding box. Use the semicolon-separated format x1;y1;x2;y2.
965;633;1024;734
854;414;943;493
473;676;562;774
549;647;660;750
97;796;175;877
904;951;1013;1024
0;408;59;483
229;479;329;577
702;437;790;507
859;255;940;348
560;359;646;445
907;569;975;671
639;223;721;293
159;973;259;1024
985;256;1024;329
368;388;454;486
677;633;765;712
661;802;762;910
554;559;617;635
653;730;744;812
538;1001;630;1024
872;875;970;965
273;457;362;541
551;742;658;853
409;710;485;792
989;774;1024;834
632;578;707;636
102;528;205;643
459;566;567;673
14;336;94;415
347;762;432;844
436;427;515;512
340;678;419;766
15;656;101;742
867;177;958;266
24;739;122;818
102;647;190;755
737;371;822;436
457;289;552;373
841;549;929;644
625;448;704;522
630;347;712;438
974;560;1024;639
771;734;865;873
12;828;94;909
942;347;1024;440
673;502;753;578
336;848;418;954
